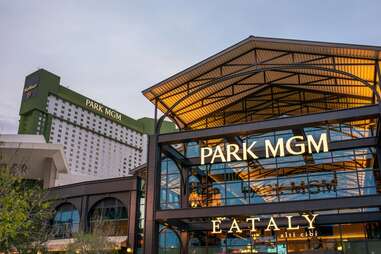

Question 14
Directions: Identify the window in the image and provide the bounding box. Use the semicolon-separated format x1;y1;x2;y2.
159;227;180;254
160;158;181;210
52;203;80;239
186;146;379;208
88;198;128;236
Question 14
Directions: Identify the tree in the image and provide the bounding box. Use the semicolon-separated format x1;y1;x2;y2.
0;166;53;253
65;232;118;254
65;222;119;254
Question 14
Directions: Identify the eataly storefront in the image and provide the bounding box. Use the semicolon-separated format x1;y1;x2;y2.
140;37;381;254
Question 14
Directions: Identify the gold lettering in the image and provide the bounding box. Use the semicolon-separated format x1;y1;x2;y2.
302;214;319;229
286;216;300;230
246;217;260;232
265;217;280;231
228;218;242;233
211;219;222;234
23;84;38;93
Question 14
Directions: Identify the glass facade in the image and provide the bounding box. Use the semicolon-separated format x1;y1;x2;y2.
182;121;379;209
155;116;381;254
187;147;379;208
89;198;128;236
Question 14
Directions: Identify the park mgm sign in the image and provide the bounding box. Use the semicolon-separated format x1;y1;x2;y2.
201;133;328;238
200;133;329;165
85;98;122;121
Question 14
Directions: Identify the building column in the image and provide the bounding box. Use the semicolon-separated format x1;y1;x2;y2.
143;135;160;254
128;186;137;251
80;195;89;232
180;231;188;254
181;166;189;209
42;158;56;188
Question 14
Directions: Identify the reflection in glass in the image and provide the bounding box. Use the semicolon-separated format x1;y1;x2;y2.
52;203;80;239
161;157;181;210
187;147;379;208
89;198;128;236
159;226;180;254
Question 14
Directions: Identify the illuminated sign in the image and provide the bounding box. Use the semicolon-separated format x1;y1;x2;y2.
22;83;39;100
85;99;122;121
200;133;328;165
211;213;319;234
23;84;38;93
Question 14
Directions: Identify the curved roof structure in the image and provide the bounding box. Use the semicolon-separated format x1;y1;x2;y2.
143;36;381;130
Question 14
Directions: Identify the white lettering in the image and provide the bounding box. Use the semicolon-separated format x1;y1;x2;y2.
243;141;258;159
211;146;226;163
201;147;213;165
226;144;241;162
265;138;285;158
307;133;328;153
286;136;305;155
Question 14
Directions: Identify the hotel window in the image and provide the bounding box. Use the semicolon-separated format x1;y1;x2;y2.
52;203;80;239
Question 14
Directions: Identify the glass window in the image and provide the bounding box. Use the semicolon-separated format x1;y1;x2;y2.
160;157;181;210
89;198;128;236
52;203;80;239
159;227;180;254
187;146;379;208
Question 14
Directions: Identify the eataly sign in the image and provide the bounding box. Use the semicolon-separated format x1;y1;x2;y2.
211;214;319;234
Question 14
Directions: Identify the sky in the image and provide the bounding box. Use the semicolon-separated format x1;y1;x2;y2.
1;0;381;134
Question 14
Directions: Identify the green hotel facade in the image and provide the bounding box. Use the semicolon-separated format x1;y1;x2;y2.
18;69;175;183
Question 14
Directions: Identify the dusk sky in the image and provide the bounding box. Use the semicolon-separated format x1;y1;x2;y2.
1;0;381;133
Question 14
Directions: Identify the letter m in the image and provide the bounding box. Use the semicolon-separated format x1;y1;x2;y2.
307;133;328;153
265;138;285;158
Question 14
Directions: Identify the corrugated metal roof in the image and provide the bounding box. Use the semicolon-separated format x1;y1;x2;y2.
143;36;381;130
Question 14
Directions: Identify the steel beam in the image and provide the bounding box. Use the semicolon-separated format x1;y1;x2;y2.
143;135;160;254
155;195;381;220
158;104;380;144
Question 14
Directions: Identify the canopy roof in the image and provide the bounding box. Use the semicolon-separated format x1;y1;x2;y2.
143;36;381;130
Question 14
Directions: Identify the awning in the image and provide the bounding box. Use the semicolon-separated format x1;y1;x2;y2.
142;36;381;130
